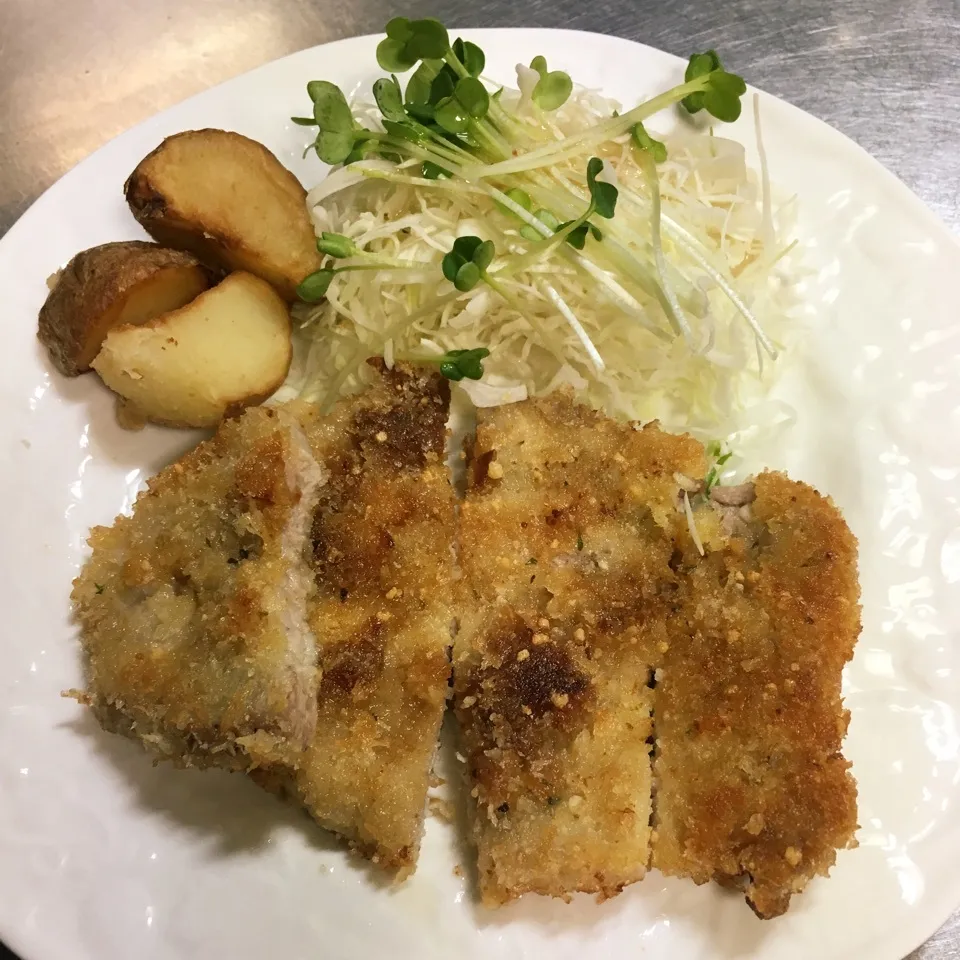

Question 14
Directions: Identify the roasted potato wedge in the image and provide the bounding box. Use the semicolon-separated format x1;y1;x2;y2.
124;129;322;301
92;271;292;429
37;241;211;376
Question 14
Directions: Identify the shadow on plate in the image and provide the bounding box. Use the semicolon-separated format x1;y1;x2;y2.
37;340;205;474
62;710;393;889
471;861;774;955
67;703;778;952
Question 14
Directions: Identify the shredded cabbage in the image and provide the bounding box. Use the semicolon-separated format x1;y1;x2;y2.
280;83;803;444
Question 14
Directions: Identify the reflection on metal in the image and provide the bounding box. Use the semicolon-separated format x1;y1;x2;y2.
1;0;957;238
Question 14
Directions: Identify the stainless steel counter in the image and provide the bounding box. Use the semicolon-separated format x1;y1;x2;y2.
1;0;958;957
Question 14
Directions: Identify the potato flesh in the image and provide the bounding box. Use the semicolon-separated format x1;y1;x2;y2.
92;272;292;428
76;264;209;370
37;241;210;376
125;130;323;301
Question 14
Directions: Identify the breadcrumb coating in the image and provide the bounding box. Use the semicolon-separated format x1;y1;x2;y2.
70;406;325;769
457;393;859;916
71;377;859;914
653;471;860;918
455;393;704;905
278;361;457;874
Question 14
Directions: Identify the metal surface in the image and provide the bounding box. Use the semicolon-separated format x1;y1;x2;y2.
1;0;958;957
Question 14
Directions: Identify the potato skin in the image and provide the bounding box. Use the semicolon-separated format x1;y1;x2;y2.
91;271;293;429
124;129;323;301
37;241;211;376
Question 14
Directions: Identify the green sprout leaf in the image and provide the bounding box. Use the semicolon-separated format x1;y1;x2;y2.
451;236;484;261
430;64;457;104
309;81;354;130
631;121;667;163
434;76;489;131
703;71;747;122
441;253;462;283
536;209;561;231
681;50;747;122
454;76;490;119
682;49;720;114
376;38;417;73
452;38;486;77
291;116;318;126
529;55;573;111
441;236;496;291
421;160;450;179
495;187;533;216
453;261;480;291
305;80;363;164
434;96;470;134
373;75;406;122
560;221;603;250
343;138;378;165
378;17;450;72
385;16;414;40
316;233;357;258
381;119;425;142
315;130;355;164
405;102;436;123
519;207;560;241
405;59;443;104
438;347;489;381
704;443;734;493
94;583;105;595
535;73;573;110
533;207;560;237
473;239;495;271
585;157;618;219
407;18;450;59
297;269;335;302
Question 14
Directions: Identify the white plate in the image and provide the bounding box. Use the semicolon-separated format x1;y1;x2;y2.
2;28;959;960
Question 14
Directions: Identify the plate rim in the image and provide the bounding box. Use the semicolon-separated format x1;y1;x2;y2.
1;26;958;960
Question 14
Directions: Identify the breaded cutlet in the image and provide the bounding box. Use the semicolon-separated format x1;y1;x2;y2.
652;472;860;918
454;393;705;905
274;361;456;875
70;406;325;770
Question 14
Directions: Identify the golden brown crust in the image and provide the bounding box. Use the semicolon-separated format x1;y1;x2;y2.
455;393;704;906
281;361;456;874
457;393;859;915
70;406;325;770
124;129;322;300
38;241;211;376
652;471;860;918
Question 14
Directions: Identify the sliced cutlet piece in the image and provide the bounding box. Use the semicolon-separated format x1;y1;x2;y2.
455;393;705;906
281;361;456;875
70;406;325;770
653;472;860;918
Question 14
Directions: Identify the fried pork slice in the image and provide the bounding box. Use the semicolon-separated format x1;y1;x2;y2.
70;406;325;770
652;472;860;918
282;362;456;875
455;393;705;905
